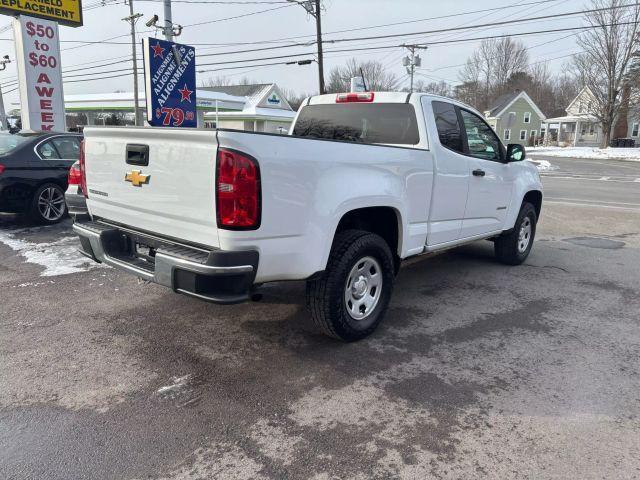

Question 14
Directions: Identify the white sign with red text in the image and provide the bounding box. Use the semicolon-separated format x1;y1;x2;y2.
13;15;65;132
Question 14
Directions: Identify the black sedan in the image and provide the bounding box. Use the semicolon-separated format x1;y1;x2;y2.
0;132;82;224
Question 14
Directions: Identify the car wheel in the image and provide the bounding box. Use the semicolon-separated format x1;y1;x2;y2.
306;229;395;342
30;183;67;224
494;202;537;265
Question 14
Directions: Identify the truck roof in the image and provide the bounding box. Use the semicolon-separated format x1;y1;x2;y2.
305;91;476;112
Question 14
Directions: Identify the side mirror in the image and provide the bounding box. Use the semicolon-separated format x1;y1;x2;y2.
506;143;526;162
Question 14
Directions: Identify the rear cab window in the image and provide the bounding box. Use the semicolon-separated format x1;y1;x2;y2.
292;103;420;146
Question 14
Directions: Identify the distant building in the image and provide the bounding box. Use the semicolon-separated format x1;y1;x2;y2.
200;83;295;134
542;87;602;147
483;90;546;146
543;87;640;147
33;83;296;133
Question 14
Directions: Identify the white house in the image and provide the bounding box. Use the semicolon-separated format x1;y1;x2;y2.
543;87;601;147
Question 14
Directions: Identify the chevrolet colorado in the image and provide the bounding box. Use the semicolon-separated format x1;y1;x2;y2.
73;92;542;341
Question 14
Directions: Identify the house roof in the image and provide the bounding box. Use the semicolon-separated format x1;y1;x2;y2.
486;91;521;117
485;90;546;120
199;84;272;97
201;83;292;111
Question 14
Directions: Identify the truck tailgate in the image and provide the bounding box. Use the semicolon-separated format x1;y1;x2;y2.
83;127;220;248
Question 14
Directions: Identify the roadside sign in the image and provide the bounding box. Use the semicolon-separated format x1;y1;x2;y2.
0;0;82;27
142;37;197;128
13;15;65;132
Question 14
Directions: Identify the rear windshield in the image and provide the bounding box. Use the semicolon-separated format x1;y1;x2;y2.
292;103;420;145
0;134;30;155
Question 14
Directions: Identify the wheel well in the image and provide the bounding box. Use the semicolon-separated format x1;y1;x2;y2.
335;207;401;270
523;190;542;220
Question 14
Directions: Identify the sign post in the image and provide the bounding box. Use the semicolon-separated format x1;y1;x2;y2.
142;37;197;128
13;16;65;132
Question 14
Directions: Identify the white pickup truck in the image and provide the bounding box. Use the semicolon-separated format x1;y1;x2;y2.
74;92;542;341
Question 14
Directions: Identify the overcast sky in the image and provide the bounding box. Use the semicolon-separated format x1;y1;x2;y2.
0;0;587;107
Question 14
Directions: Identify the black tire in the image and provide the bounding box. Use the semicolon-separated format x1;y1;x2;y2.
30;183;67;225
306;229;395;342
494;202;537;265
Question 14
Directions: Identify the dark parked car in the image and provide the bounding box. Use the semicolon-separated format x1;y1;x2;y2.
0;132;83;224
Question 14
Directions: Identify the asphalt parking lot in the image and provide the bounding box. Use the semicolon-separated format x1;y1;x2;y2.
1;157;639;479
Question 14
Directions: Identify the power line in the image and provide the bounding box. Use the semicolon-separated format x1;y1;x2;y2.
193;20;640;68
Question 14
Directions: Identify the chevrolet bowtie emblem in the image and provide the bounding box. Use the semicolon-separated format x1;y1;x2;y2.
125;170;150;187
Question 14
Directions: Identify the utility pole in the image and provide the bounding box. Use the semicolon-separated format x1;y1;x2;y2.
288;1;325;94
163;0;173;41
402;44;428;93
123;3;143;126
0;55;10;131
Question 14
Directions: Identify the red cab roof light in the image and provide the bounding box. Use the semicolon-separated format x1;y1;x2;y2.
336;92;375;103
0;164;5;175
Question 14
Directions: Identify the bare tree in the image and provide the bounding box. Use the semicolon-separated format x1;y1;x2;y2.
325;58;399;93
572;0;640;147
408;79;452;97
201;76;259;87
457;37;529;110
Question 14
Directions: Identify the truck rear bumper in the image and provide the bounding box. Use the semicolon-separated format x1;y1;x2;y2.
73;220;258;304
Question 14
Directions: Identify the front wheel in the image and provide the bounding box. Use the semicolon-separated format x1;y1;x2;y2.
494;202;537;265
306;230;395;342
30;183;67;224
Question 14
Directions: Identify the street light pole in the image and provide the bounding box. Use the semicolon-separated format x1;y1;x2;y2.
402;44;428;93
123;2;143;126
163;0;173;41
314;0;325;94
288;1;325;94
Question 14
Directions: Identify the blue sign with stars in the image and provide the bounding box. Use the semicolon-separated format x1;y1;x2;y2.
142;37;197;128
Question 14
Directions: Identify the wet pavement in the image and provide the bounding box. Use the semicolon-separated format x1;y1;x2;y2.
1;159;639;479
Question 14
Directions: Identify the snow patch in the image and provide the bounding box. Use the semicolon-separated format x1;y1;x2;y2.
0;229;102;277
527;159;559;172
528;146;640;160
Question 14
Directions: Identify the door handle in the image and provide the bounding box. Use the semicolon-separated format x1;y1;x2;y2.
472;169;486;177
126;144;149;166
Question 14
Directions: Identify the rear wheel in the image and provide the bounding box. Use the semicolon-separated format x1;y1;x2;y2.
494;202;537;265
306;229;395;342
30;183;67;224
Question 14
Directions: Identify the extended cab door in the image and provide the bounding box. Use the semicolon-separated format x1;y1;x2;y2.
457;108;514;238
424;99;470;245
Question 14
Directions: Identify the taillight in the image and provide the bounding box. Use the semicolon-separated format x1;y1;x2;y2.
0;164;5;175
336;92;375;103
68;162;82;186
79;139;88;198
216;148;260;229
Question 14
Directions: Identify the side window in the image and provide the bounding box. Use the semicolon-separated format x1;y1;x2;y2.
37;141;60;160
460;109;503;162
520;130;527;141
432;101;463;153
52;137;81;160
524;112;531;124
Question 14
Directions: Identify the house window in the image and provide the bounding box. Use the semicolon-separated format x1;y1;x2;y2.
504;129;511;141
530;130;537;139
589;124;595;135
520;130;527;141
581;125;587;136
578;101;584;113
632;122;639;137
524;112;531;123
